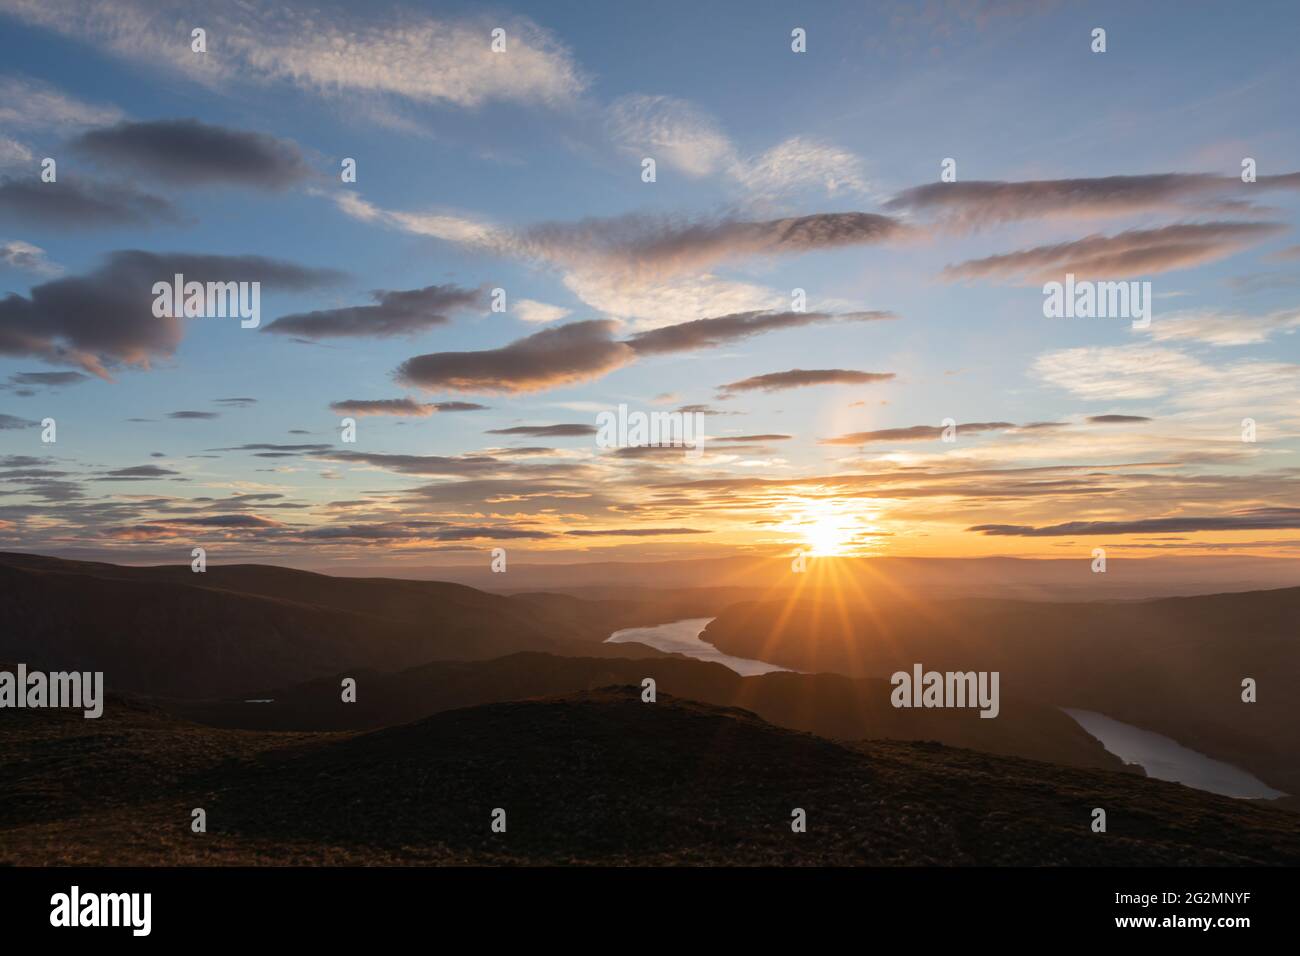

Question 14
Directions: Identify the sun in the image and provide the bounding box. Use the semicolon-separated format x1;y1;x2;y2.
805;510;855;556
787;498;868;557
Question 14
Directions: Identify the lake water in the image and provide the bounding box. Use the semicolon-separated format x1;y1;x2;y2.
605;617;789;677
1063;708;1286;799
604;622;1285;800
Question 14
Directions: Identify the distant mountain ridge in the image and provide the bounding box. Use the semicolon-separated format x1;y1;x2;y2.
0;551;680;697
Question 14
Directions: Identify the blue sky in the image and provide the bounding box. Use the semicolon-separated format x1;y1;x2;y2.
1;0;1298;568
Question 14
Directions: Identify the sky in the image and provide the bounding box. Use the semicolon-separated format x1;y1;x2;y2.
1;0;1298;570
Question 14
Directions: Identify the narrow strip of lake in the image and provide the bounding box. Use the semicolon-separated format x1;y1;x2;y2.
605;622;1285;801
605;617;789;676
1063;708;1286;799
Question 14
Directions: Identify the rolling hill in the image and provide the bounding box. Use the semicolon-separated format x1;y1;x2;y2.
0;552;678;697
3;686;1297;866
165;650;1126;772
702;590;1300;796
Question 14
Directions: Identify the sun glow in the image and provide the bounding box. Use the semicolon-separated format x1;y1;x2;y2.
782;497;882;557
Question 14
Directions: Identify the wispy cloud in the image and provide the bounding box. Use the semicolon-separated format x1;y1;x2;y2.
329;398;488;417
0;1;587;109
971;507;1300;537
1146;307;1300;346
486;423;596;437
717;368;894;397
943;222;1286;283
264;284;482;339
605;95;869;198
821;422;1016;445
332;191;907;325
0;73;122;129
0;239;62;276
512;298;571;324
888;172;1300;229
627;309;894;355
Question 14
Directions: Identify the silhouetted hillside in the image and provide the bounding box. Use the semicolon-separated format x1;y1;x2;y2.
168;651;1126;773
3;687;1297;866
703;589;1300;795
0;552;673;697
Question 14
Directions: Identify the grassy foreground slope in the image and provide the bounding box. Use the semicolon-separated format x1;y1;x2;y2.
2;687;1297;866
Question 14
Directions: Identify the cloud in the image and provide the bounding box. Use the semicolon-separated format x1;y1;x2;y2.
211;443;333;454
264;284;482;339
0;250;342;376
0;413;37;429
486;423;596;437
0;74;122;129
1087;414;1151;424
0;136;33;168
627;309;894;355
0;240;61;276
1228;271;1300;294
887;172;1300;229
0;175;177;228
606;94;733;177
339;201;906;277
213;397;256;407
1031;346;1207;401
676;403;731;416
430;401;489;413
564;527;708;537
821;422;1016;445
3;1;587;109
519;210;908;279
396;319;635;394
513;298;570;324
970;507;1300;537
426;526;552;541
546;212;903;325
943;222;1287;283
717;368;895;396
560;270;781;329
332;194;907;326
605;96;867;197
1032;344;1300;413
734;136;869;198
312;451;502;477
102;464;178;477
393;307;901;397
329;398;488;417
166;410;218;420
7;370;87;387
1146;307;1300;346
329;192;504;245
71;118;311;189
156;514;284;528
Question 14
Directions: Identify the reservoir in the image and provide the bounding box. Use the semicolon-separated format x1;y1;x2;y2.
1064;708;1286;800
605;617;789;677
